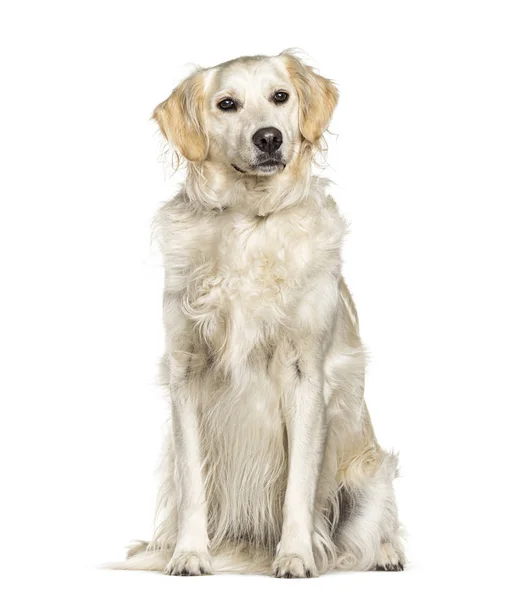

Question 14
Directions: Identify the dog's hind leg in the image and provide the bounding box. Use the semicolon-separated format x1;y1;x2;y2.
335;451;405;571
373;541;405;571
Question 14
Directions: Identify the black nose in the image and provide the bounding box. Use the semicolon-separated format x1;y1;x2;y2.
252;127;283;153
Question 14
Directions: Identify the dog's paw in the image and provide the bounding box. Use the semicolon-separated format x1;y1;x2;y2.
164;550;212;576
272;554;317;578
373;542;405;572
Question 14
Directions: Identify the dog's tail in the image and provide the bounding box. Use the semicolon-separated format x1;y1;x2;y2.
104;541;167;571
104;540;273;574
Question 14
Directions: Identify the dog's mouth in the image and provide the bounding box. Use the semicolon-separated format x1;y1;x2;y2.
251;157;286;174
231;156;286;176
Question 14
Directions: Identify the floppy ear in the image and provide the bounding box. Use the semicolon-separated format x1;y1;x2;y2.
282;53;339;146
153;70;208;162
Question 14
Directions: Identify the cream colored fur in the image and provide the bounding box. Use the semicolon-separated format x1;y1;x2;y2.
113;51;405;577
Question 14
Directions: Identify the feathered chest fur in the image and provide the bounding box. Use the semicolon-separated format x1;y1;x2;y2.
159;183;346;371
196;210;310;311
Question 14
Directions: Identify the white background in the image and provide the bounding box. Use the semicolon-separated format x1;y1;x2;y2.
1;1;526;598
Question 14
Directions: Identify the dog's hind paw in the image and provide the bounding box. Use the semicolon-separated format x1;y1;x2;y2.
373;542;405;572
164;550;212;576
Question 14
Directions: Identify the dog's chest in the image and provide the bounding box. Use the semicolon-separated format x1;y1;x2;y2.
214;211;308;301
182;210;313;341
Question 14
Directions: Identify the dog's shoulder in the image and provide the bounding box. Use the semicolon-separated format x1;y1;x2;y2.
305;177;348;260
154;190;210;252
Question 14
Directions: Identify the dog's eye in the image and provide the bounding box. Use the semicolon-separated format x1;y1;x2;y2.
218;98;236;111
273;91;289;104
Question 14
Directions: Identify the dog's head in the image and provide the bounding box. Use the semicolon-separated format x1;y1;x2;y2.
153;52;338;176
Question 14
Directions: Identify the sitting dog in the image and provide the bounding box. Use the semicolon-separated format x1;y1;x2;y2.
118;51;405;577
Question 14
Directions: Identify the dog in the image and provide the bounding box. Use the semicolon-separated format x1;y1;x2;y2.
116;51;405;577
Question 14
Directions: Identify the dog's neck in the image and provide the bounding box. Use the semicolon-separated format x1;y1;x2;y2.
184;157;313;217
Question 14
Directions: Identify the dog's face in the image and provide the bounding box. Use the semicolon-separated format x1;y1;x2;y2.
154;53;338;176
206;58;300;175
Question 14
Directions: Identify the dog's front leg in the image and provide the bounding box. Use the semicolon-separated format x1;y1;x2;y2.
164;353;212;576
273;345;327;578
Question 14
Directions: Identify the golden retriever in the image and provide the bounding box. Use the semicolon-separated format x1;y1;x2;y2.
113;50;405;577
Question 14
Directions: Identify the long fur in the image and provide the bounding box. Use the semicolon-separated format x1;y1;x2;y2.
110;51;405;577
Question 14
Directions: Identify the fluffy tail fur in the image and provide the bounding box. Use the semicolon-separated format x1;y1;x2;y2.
105;541;274;575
